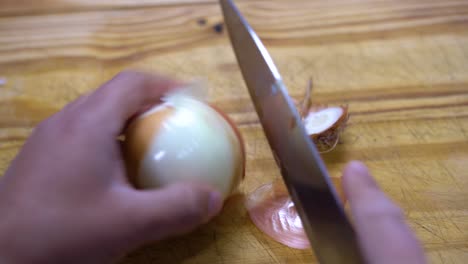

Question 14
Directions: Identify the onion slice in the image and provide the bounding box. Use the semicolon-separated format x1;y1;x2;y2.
246;178;345;249
304;105;348;153
296;79;349;153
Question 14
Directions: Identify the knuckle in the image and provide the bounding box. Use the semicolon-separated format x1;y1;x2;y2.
48;110;94;141
40;99;93;135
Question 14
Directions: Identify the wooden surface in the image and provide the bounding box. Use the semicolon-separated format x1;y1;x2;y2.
1;0;468;263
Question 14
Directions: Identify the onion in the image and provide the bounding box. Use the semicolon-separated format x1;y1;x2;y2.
123;87;245;199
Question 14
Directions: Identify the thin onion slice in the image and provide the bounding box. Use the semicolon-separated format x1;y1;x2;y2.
295;79;349;153
246;180;309;249
246;178;345;249
304;105;349;153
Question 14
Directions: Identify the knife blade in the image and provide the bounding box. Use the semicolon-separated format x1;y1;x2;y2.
219;0;365;263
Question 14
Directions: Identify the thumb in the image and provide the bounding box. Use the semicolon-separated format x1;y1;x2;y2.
129;182;223;242
342;161;426;264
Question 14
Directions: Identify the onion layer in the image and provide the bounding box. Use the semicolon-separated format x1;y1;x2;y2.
246;178;345;249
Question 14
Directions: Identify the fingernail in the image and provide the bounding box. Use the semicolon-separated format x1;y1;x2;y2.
347;161;378;188
348;161;368;174
208;191;223;217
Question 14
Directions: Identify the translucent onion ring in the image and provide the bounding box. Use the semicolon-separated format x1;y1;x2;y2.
246;178;345;249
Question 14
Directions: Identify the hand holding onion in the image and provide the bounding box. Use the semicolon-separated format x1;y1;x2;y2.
0;72;228;264
0;71;425;264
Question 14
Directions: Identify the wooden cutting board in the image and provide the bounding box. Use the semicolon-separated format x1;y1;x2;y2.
1;0;467;263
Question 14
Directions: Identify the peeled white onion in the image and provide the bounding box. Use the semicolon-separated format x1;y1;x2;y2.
123;89;245;199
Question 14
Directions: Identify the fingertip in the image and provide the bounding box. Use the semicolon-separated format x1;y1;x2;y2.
172;182;224;220
165;182;224;221
208;190;223;219
147;181;224;222
124;182;226;243
343;160;376;187
340;163;425;263
342;161;381;203
344;161;369;178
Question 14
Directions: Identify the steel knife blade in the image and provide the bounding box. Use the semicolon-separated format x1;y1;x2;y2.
220;0;365;263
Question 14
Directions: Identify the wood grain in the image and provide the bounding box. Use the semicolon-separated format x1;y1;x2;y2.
1;0;468;263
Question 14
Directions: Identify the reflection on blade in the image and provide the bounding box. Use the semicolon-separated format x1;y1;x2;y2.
220;0;365;263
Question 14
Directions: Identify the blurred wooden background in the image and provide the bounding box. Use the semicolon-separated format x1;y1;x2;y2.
1;0;468;263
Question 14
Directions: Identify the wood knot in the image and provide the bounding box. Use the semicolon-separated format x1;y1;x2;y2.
197;18;207;26
213;23;224;34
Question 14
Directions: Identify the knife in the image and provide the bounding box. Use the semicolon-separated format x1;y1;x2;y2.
219;0;365;263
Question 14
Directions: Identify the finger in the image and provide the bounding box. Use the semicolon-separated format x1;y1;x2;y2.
84;71;182;135
342;161;426;264
128;182;223;242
